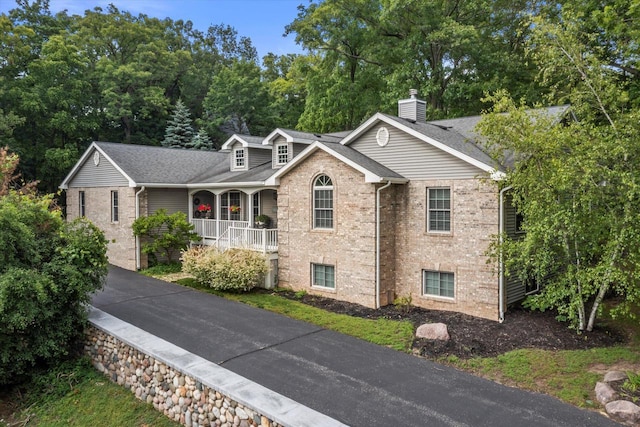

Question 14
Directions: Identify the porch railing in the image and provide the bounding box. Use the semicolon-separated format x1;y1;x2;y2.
191;218;250;240
191;219;277;253
227;227;278;253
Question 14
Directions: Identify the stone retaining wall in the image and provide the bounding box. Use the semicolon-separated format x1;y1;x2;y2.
84;326;278;427
83;307;346;427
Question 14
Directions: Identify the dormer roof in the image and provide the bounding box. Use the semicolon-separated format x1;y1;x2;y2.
263;128;344;145
221;134;270;150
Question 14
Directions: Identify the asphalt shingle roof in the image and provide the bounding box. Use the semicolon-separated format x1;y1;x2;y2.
95;142;228;185
380;114;500;170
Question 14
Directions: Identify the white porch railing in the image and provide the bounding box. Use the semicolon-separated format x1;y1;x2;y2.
190;219;277;253
191;219;250;239
227;227;278;253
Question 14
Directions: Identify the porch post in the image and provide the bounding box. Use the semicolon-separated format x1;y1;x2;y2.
247;191;254;227
215;192;221;238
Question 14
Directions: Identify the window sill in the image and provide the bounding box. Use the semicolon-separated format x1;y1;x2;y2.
311;285;337;294
420;294;456;303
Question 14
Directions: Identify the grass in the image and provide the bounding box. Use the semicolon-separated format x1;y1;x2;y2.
2;358;180;427
175;277;415;351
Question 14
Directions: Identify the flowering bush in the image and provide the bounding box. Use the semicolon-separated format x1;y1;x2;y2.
197;203;211;213
181;246;267;292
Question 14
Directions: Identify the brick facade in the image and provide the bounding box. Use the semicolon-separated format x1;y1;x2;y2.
66;186;145;270
278;150;379;307
278;150;501;320
393;179;500;320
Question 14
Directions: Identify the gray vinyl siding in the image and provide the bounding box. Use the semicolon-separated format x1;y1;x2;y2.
69;149;129;187
249;147;272;168
504;194;526;305
292;142;307;157
147;188;189;215
350;125;483;180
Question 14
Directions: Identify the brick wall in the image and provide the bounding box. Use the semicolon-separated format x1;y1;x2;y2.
393;179;500;320
66;186;144;270
277;150;501;320
278;150;378;307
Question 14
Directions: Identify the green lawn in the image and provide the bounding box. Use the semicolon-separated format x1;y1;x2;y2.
2;359;180;427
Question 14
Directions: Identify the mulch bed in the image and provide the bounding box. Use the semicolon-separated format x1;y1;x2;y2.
272;290;627;359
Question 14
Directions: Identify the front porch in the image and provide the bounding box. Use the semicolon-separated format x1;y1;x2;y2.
189;188;278;253
191;218;278;253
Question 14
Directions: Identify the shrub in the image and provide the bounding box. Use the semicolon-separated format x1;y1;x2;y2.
132;209;200;263
0;191;108;384
181;246;267;292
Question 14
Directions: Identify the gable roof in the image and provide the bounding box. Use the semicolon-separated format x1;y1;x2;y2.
428;105;570;143
340;113;500;174
60;141;229;189
266;141;407;186
263;128;344;145
220;134;270;150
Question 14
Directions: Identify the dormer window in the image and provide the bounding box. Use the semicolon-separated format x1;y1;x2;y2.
234;148;246;169
276;143;289;165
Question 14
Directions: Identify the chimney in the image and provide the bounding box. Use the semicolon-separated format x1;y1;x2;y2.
398;89;426;122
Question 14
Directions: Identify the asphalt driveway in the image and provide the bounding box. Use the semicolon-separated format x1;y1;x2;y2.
91;266;618;427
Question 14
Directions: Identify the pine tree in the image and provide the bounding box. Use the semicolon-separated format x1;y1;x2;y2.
187;129;214;150
162;99;194;149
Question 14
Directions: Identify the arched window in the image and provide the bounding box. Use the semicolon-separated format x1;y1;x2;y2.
313;175;333;229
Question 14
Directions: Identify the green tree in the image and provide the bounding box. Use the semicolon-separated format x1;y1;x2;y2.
132;209;200;264
162;99;195;149
201;60;274;145
262;53;307;129
187;129;214;151
0;149;108;383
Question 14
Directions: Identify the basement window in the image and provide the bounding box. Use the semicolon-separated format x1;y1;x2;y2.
312;263;335;289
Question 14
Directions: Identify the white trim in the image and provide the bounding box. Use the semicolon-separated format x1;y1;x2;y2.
221;134;270;150
340;113;498;175
275;142;290;166
59;142;136;189
265;141;408;186
263;128;316;146
233;147;247;171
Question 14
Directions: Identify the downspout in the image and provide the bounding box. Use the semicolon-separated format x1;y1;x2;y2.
135;186;146;270
498;185;512;323
376;180;393;309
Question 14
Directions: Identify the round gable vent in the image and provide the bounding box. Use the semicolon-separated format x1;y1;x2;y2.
376;126;389;147
93;151;100;166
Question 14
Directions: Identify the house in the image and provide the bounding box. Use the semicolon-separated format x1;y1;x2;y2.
60;92;566;321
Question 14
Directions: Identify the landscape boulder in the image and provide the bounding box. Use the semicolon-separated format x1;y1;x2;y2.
416;323;450;341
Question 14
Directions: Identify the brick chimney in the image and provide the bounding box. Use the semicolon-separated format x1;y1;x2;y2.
398;89;426;122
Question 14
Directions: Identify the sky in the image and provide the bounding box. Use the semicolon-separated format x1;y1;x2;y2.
0;0;307;57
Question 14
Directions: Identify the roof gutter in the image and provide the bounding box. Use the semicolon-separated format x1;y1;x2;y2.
135;186;146;270
376;180;393;309
498;185;512;322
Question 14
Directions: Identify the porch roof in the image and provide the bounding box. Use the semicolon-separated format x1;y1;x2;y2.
188;161;275;185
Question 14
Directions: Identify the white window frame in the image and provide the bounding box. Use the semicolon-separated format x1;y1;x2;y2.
275;143;289;166
234;148;246;169
312;263;335;289
422;270;455;299
79;191;85;217
111;190;119;223
313;175;333;229
221;191;242;220
427;187;451;233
